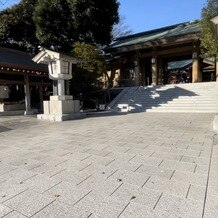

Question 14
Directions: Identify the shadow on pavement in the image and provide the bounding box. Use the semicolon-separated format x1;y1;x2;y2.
0;125;12;133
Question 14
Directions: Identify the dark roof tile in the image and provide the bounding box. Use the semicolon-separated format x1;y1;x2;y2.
108;21;201;50
0;47;48;72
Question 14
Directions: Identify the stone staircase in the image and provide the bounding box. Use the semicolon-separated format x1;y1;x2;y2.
111;82;218;113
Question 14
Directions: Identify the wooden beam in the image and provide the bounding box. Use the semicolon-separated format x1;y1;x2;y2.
0;79;52;86
30;82;52;87
0;79;24;85
133;45;192;59
0;70;48;78
157;45;193;56
110;34;197;54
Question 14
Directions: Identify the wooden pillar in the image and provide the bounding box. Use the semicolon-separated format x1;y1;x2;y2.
192;42;200;83
199;58;203;82
134;58;141;86
24;74;31;115
151;55;158;85
216;60;218;82
119;60;126;86
39;85;43;112
192;55;200;83
140;60;146;86
113;70;120;87
158;58;163;85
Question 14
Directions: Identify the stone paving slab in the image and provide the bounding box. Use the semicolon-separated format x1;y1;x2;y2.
4;190;54;217
33;200;91;218
3;211;27;218
0;203;13;217
155;193;204;217
0;179;28;203
118;202;158;218
0;113;216;217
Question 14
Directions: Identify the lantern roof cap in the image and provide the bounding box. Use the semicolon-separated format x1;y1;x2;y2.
32;48;81;64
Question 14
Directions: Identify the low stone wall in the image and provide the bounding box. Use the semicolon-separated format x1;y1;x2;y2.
0;103;25;112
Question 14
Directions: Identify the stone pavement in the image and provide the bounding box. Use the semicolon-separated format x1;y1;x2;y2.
0;113;217;217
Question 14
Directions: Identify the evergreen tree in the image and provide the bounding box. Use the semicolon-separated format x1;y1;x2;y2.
200;0;218;58
33;0;120;52
0;0;119;52
0;0;38;52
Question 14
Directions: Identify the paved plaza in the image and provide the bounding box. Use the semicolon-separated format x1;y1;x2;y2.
0;113;217;217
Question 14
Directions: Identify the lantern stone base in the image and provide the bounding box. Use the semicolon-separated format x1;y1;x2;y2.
37;95;85;122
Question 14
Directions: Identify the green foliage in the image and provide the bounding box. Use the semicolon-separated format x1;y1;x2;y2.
0;0;38;51
33;0;119;51
0;0;119;98
70;42;108;97
73;42;107;75
0;0;119;52
33;0;73;51
200;0;218;58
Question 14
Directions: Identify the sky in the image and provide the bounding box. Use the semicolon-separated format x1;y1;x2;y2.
0;0;207;33
0;0;18;9
119;0;206;33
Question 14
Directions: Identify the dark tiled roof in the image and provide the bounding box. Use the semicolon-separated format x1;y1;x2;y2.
0;47;48;72
168;60;192;70
108;21;201;50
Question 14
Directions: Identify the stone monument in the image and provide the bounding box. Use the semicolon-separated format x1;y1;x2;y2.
32;48;84;121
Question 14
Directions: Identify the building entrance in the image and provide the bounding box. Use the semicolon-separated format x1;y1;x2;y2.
140;58;152;86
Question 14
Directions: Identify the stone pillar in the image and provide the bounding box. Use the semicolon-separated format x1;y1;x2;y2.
57;80;65;95
151;55;158;85
66;80;70;95
53;81;58;95
24;74;31;115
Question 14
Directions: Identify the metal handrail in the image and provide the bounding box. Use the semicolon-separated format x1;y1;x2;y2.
128;86;140;112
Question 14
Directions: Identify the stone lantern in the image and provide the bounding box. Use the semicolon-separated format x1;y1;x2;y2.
32;48;84;121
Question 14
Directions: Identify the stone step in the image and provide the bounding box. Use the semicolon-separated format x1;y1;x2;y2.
111;83;218;113
151;106;218;110
128;104;218;109
158;103;218;106
131;93;218;96
125;101;218;105
133;94;218;98
129;107;218;113
146;109;218;113
130;99;218;104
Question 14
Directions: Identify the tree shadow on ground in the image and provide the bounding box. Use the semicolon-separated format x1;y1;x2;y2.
0;125;12;133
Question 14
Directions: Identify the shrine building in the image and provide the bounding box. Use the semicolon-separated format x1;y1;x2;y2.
105;21;218;87
0;47;51;115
